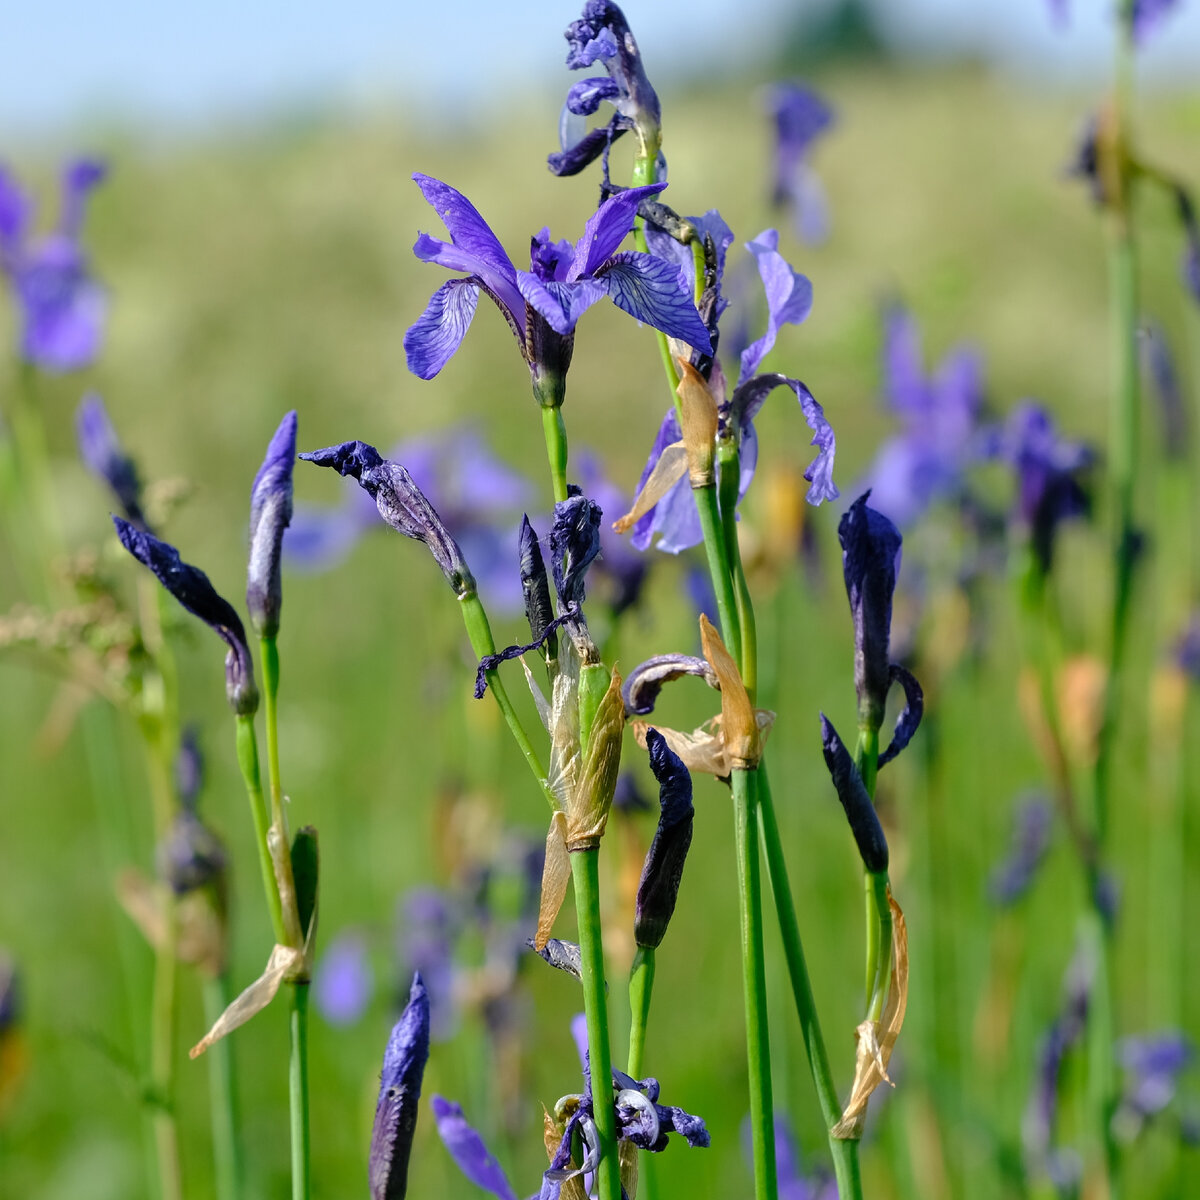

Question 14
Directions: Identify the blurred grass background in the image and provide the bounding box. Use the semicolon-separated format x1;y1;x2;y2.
2;45;1199;1200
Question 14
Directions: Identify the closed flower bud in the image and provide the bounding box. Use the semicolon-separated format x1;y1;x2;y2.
518;514;557;661
820;714;889;874
113;518;258;715
246;411;296;639
634;729;694;948
369;973;431;1200
300;440;476;598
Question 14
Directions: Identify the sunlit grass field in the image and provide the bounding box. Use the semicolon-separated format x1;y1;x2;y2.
2;63;1199;1198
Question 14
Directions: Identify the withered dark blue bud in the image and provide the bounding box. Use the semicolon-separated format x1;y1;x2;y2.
622;653;718;717
300;440;476;598
246;410;296;639
527;936;583;980
634;729;694;949
369;973;431;1200
837;492;902;732
877;663;923;769
518;515;557;660
76;393;148;529
550;493;602;611
820;714;889;874
113;518;257;715
156;809;227;896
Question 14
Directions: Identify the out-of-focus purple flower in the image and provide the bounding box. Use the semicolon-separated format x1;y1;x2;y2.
76;394;147;529
313;932;374;1028
0;158;106;372
155;805;226;897
0;954;16;1035
1128;0;1183;44
399;888;460;1041
766;83;835;245
246;411;296;639
628;220;834;554
989;402;1093;575
175;726;204;808
988;794;1053;906
863;303;984;528
431;1096;518;1200
634;729;694;949
612;772;650;814
1175;612;1200;681
403;175;709;404
550;1;661;179
1141;320;1188;459
113;518;257;715
1115;1032;1193;1134
369;973;430;1200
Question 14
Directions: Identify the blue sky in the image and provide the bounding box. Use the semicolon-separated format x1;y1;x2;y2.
2;0;1197;136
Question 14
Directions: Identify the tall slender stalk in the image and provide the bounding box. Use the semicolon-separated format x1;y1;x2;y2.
203;973;243;1200
541;405;570;505
626;946;655;1081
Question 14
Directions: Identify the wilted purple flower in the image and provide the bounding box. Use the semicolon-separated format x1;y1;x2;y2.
369;973;431;1200
175;726;204;808
519;514;557;657
634;729;694;949
551;1;661;179
246;411;296;639
76;394;147;529
990;403;1093;575
766;83;835;245
622;654;716;717
403;175;710;405
314;932;373;1028
113;518;257;715
839;491;902;730
863;303;984;528
820;714;889;874
300;440;476;598
988;794;1053;906
629;221;835;554
1115;1032;1193;1134
0;159;106;372
431;1096;518;1200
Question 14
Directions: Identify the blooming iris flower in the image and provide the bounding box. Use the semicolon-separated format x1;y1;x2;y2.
766;83;835;245
628;216;835;554
403;175;711;407
0;159;107;372
551;0;662;179
863;302;983;528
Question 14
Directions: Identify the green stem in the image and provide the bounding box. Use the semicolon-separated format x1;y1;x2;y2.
541;405;570;504
289;983;312;1200
234;714;287;946
693;482;742;666
203;973;243;1200
855;727;888;1014
717;441;757;698
151;893;183;1200
570;848;621;1200
732;767;777;1200
458;590;557;812
626;945;655;1080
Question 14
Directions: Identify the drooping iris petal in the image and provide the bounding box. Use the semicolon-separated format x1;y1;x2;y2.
600;252;714;352
404;278;482;380
876;663;923;768
113;518;257;715
622;654;717;716
738;230;813;384
432;1096;518;1200
566;76;621;116
76;393;147;528
369;974;431;1200
247;410;297;639
568;182;665;279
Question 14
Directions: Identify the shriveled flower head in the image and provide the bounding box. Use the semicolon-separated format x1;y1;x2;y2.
369;974;431;1200
113;518;257;715
766;83;835;245
76;393;147;529
634;729;694;949
551;1;661;178
246;411;296;639
0;158;107;372
403;175;709;406
300;439;476;598
838;492;902;729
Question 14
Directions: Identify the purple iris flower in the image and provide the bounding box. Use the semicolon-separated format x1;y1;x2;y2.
431;1097;518;1200
863;302;984;529
1128;0;1182;43
988;794;1053;906
630;220;835;554
1115;1032;1193;1133
0;159;107;372
313;931;373;1028
76;393;147;530
766;83;835;245
989;402;1093;575
403;175;710;406
551;1;661;179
